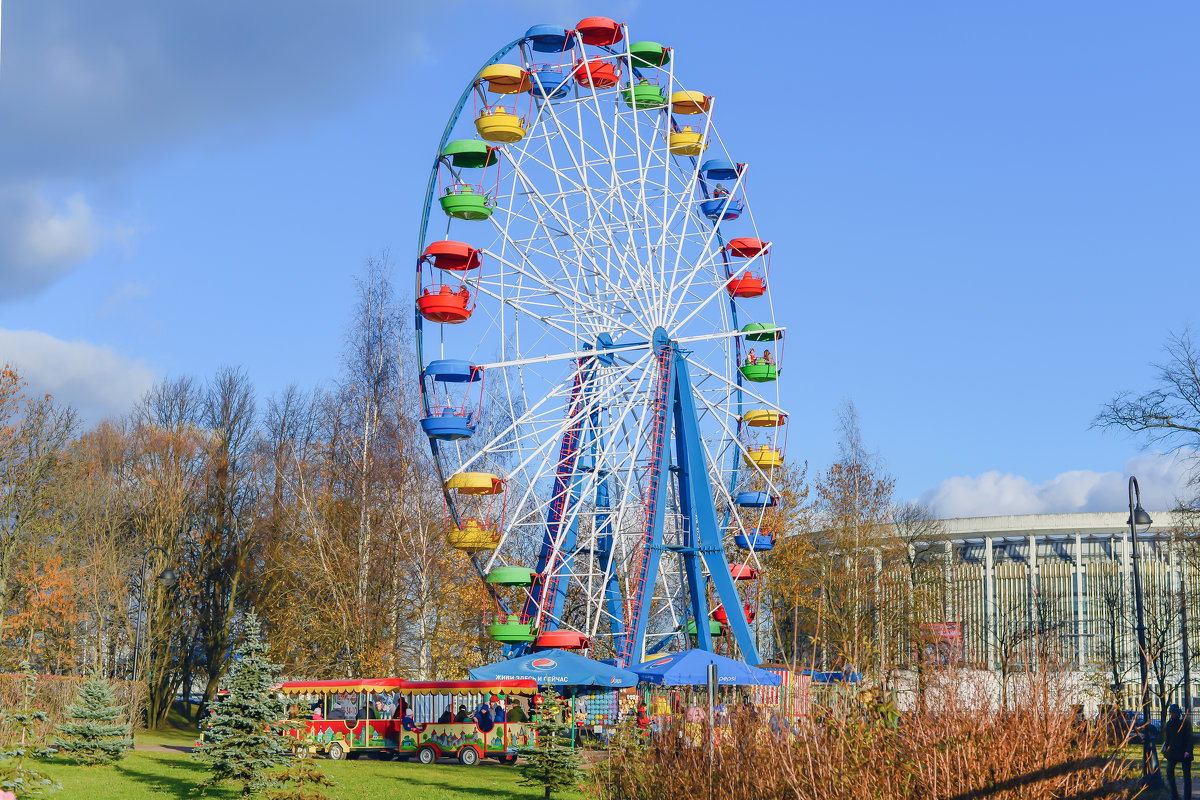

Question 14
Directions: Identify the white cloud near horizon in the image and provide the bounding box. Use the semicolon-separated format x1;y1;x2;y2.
0;329;155;424
919;451;1197;518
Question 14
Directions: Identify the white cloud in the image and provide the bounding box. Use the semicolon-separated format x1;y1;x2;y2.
919;451;1197;517
0;329;155;424
0;186;104;300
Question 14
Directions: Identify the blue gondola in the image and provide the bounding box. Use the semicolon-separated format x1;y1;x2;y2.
699;196;743;221
734;529;775;551
525;24;577;53
735;491;776;508
699;158;739;182
421;359;484;441
529;66;572;100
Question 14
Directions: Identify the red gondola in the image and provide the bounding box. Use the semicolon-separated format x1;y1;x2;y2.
724;237;771;299
573;57;620;89
533;630;590;650
575;16;623;46
417;285;474;324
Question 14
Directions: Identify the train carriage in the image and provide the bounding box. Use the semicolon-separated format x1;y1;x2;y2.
276;678;538;765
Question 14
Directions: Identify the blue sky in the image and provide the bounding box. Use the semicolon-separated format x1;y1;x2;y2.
2;1;1197;515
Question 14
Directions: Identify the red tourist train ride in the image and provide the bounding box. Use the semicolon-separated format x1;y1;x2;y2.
275;678;539;765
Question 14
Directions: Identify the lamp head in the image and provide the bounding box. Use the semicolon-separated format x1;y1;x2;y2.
1127;505;1153;533
156;566;178;589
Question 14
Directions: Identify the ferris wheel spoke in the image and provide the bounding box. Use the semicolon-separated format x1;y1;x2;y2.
500;151;657;328
569;68;670;321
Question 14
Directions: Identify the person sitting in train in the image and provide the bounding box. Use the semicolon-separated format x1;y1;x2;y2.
437;707;454;724
311;703;323;721
473;703;496;733
506;699;528;723
454;704;469;723
392;696;410;721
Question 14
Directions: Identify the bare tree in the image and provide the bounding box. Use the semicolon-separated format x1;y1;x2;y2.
1095;328;1200;506
884;503;949;709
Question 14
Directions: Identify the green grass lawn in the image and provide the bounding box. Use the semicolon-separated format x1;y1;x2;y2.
36;731;588;800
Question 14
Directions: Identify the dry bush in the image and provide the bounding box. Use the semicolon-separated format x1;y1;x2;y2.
590;674;1138;800
0;674;145;746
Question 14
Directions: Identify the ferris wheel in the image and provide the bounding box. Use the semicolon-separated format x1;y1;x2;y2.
414;17;787;668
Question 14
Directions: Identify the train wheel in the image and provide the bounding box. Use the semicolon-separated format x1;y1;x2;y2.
327;742;346;761
458;747;480;766
417;746;437;765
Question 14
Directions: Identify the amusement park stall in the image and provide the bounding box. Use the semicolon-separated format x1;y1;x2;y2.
471;649;639;740
633;649;781;727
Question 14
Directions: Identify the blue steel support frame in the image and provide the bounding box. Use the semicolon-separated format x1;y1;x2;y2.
672;347;760;662
594;452;627;654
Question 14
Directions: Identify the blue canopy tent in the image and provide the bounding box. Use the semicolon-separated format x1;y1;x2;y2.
634;649;782;686
470;648;638;687
803;670;862;684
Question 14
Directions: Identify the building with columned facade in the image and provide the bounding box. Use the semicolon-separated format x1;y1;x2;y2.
897;511;1197;709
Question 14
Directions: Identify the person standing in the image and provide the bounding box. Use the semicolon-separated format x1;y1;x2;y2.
1163;704;1194;800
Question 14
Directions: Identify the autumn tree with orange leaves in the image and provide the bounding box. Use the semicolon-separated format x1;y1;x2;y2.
0;366;78;656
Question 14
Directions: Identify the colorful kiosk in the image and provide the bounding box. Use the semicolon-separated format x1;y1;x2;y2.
471;649;638;742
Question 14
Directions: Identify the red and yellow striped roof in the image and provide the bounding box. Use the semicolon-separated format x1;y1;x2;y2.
274;678;537;696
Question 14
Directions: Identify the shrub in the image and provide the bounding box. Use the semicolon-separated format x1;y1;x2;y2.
589;671;1139;800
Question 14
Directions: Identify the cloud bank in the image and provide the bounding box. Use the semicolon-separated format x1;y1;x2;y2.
0;329;155;424
0;1;421;299
920;452;1197;517
0;186;105;300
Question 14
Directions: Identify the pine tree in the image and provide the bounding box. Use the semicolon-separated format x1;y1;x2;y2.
193;612;292;797
0;662;59;797
53;672;131;765
517;686;582;800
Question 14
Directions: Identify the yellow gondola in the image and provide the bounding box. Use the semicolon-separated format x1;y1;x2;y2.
743;445;783;470
447;519;501;552
446;472;505;495
479;64;532;94
476;108;527;144
668;126;707;156
743;410;786;427
669;90;710;115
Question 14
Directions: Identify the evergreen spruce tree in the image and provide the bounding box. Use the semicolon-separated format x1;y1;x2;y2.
193;613;292;797
0;662;59;797
53;673;131;765
517;686;582;800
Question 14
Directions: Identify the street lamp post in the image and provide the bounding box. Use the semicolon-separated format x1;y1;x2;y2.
131;546;178;686
1128;476;1161;787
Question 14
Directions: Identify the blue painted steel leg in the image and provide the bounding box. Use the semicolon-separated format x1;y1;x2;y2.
673;346;761;663
672;359;713;653
594;469;627;654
